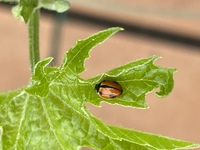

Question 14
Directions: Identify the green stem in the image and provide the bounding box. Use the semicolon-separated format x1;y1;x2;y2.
28;9;40;74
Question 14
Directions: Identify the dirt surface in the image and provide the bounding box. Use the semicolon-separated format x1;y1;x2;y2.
1;2;200;147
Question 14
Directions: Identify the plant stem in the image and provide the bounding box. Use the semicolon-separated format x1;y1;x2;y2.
28;9;40;74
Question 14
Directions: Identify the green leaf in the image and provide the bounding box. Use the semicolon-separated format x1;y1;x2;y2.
87;55;176;108
39;0;70;13
6;0;70;23
20;0;38;23
0;126;2;150
12;5;23;21
0;27;199;149
61;27;124;74
0;0;18;2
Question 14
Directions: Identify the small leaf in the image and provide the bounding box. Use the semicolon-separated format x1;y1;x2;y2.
12;5;24;21
61;27;123;74
20;0;38;23
39;0;70;12
6;0;70;22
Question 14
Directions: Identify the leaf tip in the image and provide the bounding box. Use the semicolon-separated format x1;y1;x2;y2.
119;27;124;31
115;27;124;31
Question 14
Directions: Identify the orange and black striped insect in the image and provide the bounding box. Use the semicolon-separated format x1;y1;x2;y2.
95;80;123;99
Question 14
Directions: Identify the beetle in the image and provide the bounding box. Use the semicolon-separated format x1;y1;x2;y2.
95;80;123;99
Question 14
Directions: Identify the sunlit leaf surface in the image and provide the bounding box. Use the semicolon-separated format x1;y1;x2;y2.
2;0;70;22
0;27;199;149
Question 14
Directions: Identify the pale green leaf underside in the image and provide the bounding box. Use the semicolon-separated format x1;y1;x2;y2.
0;27;199;149
39;0;70;13
4;0;70;22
